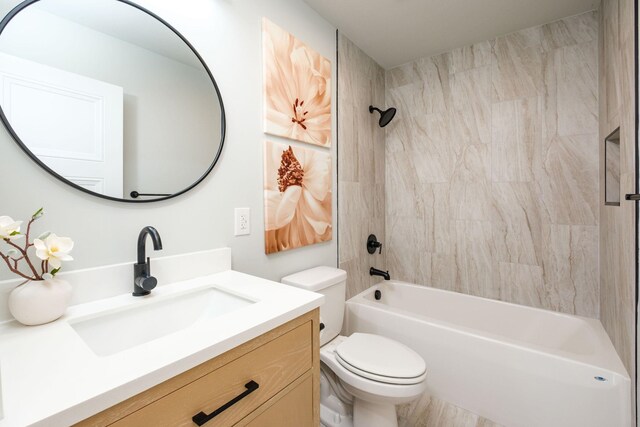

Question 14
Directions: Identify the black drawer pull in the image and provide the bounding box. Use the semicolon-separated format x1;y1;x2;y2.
192;380;259;426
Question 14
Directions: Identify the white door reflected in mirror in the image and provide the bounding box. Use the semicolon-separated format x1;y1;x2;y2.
0;52;124;198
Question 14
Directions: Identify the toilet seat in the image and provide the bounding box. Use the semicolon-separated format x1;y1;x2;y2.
335;354;426;385
335;333;426;385
320;335;427;404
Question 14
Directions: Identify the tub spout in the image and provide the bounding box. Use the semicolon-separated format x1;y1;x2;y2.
370;267;390;280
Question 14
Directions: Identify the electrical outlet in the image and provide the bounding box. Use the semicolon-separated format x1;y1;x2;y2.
234;208;250;236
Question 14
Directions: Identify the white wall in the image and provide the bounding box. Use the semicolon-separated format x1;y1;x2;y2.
0;0;337;283
0;6;220;196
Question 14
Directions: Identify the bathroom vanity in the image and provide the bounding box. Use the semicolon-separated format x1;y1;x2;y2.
76;310;319;426
0;249;323;426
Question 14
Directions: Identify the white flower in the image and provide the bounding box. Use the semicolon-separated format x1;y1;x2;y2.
263;19;332;147
34;233;74;269
264;144;332;253
0;216;22;240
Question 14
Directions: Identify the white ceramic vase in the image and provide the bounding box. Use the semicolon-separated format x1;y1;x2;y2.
8;277;72;326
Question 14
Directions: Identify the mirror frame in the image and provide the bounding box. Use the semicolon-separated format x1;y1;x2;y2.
0;0;226;203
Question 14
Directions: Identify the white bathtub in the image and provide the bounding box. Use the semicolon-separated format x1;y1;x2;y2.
345;281;631;427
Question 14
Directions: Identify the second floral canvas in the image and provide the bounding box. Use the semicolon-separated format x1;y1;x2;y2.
262;18;332;148
264;141;332;254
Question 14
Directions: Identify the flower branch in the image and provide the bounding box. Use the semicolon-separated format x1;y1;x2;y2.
0;209;73;282
4;237;40;278
0;251;36;280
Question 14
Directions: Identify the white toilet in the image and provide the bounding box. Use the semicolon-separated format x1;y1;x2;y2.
282;267;427;427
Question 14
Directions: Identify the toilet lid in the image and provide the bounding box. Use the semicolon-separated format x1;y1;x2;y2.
335;333;426;381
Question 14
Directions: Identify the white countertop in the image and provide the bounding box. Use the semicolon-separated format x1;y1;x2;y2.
0;269;324;427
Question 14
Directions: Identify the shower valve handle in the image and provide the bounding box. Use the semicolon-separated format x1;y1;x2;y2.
367;234;383;254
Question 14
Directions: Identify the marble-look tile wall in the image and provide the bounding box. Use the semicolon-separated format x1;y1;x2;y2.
338;34;386;298
385;11;600;317
599;0;636;411
336;39;491;422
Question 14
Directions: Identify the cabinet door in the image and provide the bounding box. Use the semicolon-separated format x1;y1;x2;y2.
110;322;312;427
244;375;313;427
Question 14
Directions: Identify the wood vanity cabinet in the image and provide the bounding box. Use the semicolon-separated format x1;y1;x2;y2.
75;309;320;427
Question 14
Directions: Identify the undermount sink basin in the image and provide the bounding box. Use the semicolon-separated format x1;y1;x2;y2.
70;286;255;357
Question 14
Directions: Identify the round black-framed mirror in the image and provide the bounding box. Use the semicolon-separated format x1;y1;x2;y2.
0;0;225;202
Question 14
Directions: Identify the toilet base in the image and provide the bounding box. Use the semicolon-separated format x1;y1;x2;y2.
320;364;354;427
321;403;354;427
353;398;398;427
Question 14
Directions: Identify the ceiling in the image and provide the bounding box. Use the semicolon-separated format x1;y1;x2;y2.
303;0;599;69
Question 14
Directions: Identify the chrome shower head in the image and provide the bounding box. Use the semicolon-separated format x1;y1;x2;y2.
369;105;397;127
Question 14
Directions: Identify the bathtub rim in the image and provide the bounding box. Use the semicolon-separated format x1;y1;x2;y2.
347;280;630;381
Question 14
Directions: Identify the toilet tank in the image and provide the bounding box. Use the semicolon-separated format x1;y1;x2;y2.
281;266;347;346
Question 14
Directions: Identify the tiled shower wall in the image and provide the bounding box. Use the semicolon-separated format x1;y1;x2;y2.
337;34;386;298
384;11;600;317
599;0;636;400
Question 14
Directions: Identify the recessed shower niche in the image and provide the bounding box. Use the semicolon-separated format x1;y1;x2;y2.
604;128;621;206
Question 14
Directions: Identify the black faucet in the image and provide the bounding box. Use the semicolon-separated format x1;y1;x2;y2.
370;267;390;281
133;226;163;296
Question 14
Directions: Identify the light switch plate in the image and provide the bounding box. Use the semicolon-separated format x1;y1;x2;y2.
234;208;250;236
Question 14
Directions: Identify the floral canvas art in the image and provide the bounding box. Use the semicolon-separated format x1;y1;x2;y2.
262;18;332;147
264;141;332;254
